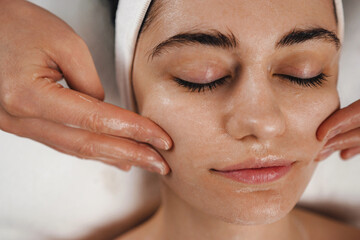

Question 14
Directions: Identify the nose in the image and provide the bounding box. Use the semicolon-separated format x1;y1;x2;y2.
224;71;286;141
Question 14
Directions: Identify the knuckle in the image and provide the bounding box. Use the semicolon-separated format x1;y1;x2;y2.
63;33;89;55
77;38;90;53
133;143;158;162
116;163;131;171
0;89;16;112
125;142;146;163
0;88;22;116
71;33;87;48
77;140;98;158
0;78;15;111
81;111;103;133
0;81;36;117
131;124;150;140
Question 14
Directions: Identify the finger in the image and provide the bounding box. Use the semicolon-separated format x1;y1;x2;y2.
46;35;105;100
4;79;172;150
340;147;360;160
323;128;360;151
315;148;335;162
0;105;134;172
1;107;168;174
51;144;133;172
316;128;360;161
317;100;360;141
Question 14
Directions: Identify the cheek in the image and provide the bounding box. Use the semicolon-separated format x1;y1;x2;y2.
132;62;211;177
138;83;217;167
283;87;339;161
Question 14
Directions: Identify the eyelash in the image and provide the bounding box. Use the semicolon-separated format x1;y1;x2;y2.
274;73;328;88
174;73;328;92
174;76;230;92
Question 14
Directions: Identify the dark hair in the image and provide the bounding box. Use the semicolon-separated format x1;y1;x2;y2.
332;0;338;24
109;0;119;25
139;0;162;34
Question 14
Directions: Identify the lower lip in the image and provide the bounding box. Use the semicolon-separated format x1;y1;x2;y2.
214;164;293;184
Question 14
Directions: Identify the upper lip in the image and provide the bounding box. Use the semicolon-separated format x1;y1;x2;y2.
212;158;296;172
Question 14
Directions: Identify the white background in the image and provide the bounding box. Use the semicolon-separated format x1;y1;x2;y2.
0;0;359;239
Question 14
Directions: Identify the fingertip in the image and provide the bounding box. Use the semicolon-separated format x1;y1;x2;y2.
149;158;170;175
317;126;340;142
92;86;105;101
316;128;327;141
159;163;171;175
340;149;355;160
143;164;167;175
146;117;173;150
150;137;172;151
340;148;352;160
164;137;173;150
162;167;171;176
158;131;173;150
87;74;105;101
66;74;105;101
50;34;105;100
120;164;132;172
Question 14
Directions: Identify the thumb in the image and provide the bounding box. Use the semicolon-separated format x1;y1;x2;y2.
47;36;105;101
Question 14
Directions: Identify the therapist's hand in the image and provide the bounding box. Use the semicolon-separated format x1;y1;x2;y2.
316;99;360;161
0;0;172;174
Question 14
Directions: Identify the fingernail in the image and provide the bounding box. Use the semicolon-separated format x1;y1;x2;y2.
325;128;341;141
317;148;334;161
151;138;171;150
145;163;166;175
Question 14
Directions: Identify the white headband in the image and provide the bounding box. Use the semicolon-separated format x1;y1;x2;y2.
115;0;345;112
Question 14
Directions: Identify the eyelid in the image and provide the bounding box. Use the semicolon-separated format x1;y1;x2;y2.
274;73;328;88
176;66;231;84
278;68;323;79
174;75;230;92
273;60;324;79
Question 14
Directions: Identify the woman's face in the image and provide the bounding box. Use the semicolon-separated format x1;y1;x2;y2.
133;0;340;224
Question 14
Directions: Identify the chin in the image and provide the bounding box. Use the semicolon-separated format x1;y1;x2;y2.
216;199;295;225
194;185;299;225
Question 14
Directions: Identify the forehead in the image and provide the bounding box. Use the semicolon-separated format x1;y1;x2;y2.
145;0;337;46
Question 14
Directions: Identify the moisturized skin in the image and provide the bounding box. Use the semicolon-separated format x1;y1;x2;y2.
120;0;359;239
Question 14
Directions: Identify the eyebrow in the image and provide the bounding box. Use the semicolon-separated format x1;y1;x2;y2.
148;27;340;60
276;27;340;50
148;30;238;60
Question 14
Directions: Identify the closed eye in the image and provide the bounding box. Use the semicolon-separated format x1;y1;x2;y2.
274;73;328;88
173;76;230;92
173;73;328;92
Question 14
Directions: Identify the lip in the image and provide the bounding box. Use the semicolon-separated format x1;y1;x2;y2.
211;159;296;184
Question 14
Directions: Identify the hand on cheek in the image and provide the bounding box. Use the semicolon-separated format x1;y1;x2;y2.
316;99;360;161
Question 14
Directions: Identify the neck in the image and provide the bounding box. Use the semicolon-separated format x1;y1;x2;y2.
150;182;305;240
